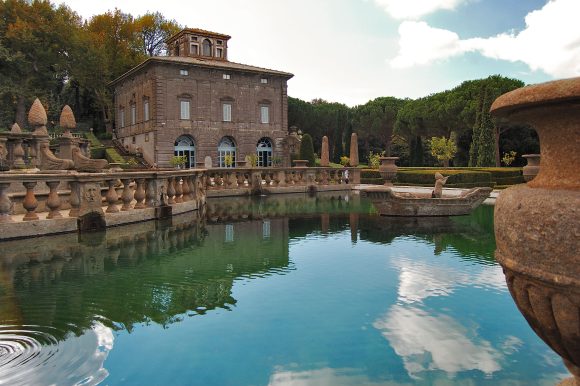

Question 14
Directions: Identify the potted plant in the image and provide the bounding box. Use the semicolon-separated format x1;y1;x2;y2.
224;154;234;168
170;155;187;169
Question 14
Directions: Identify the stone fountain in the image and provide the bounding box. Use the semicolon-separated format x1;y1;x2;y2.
491;77;580;386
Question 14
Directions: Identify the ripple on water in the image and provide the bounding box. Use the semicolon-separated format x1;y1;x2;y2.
0;323;112;386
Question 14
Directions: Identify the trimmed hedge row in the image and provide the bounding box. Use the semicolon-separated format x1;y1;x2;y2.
396;169;493;187
105;147;126;164
361;167;524;187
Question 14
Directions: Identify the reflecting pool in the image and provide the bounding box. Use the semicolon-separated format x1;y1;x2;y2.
0;192;568;385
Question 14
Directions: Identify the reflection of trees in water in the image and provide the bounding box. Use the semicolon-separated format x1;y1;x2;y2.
358;205;496;263
0;213;290;340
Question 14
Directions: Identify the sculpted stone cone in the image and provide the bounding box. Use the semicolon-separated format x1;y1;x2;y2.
320;136;329;167
28;98;48;135
491;78;580;386
349;133;359;167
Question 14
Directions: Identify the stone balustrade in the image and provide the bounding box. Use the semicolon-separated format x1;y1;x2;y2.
205;167;360;196
0;169;206;239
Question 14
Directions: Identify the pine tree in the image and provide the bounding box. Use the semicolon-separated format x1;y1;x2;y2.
299;133;316;166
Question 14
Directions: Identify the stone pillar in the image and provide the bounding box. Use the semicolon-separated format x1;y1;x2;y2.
490;77;580;386
320;136;330;167
58;105;77;160
349;133;359;167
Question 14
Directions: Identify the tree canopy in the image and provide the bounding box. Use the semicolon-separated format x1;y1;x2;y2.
0;0;179;131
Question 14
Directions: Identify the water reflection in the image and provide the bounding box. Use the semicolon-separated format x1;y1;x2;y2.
1;194;559;385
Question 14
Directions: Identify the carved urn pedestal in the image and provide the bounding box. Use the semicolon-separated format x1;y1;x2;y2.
378;157;399;186
491;78;580;386
522;154;541;182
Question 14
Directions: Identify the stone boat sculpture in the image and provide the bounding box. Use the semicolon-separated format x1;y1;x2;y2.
361;186;492;216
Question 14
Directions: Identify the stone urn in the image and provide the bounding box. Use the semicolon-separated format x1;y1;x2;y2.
378;157;399;186
293;159;309;168
522;154;541;181
490;78;580;386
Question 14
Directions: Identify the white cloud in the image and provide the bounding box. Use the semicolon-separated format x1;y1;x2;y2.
374;305;502;378
390;0;580;78
374;0;466;20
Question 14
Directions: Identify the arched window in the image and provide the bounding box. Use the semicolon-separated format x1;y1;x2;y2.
202;39;212;57
256;138;273;167
174;135;195;168
218;137;236;168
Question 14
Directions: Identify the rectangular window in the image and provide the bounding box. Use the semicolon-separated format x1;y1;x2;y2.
260;78;268;84
216;48;223;58
180;69;188;76
260;105;269;124
119;108;125;128
130;104;136;125
180;100;190;120
143;99;149;121
222;103;232;122
223;73;231;80
217;40;223;45
190;44;198;55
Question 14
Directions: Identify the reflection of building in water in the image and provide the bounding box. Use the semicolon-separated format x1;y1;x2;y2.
0;212;290;338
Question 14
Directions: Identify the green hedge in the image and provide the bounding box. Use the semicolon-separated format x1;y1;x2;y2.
105;147;126;164
361;178;384;185
361;169;381;179
90;147;105;159
396;169;492;186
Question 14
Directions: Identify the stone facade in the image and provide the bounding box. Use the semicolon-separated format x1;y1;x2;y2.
111;28;293;168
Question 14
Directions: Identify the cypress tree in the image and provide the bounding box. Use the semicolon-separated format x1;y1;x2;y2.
469;92;483;167
476;93;496;167
299;133;316;166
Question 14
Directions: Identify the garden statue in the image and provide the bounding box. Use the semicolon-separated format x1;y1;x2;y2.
72;147;109;172
431;172;449;198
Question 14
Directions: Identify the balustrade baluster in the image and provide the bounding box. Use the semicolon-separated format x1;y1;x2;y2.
68;181;80;217
167;177;176;204
45;181;63;219
181;175;191;201
188;176;195;199
265;172;272;186
0;182;13;222
22;181;38;221
175;177;184;203
120;178;134;211
134;178;146;209
145;178;156;207
105;179;120;213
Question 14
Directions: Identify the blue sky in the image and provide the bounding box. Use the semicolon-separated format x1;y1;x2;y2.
57;0;580;106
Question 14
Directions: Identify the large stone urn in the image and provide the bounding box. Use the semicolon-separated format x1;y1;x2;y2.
378;157;399;186
490;78;580;386
522;154;541;182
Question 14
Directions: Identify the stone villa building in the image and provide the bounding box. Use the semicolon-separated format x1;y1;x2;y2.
110;28;294;168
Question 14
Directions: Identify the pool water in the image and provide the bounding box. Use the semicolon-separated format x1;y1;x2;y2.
0;193;568;385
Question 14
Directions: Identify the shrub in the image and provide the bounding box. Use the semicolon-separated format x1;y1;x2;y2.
368;151;384;169
340;156;350;166
428;136;457;167
170;155;187;168
501;151;517;166
299;134;316;166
